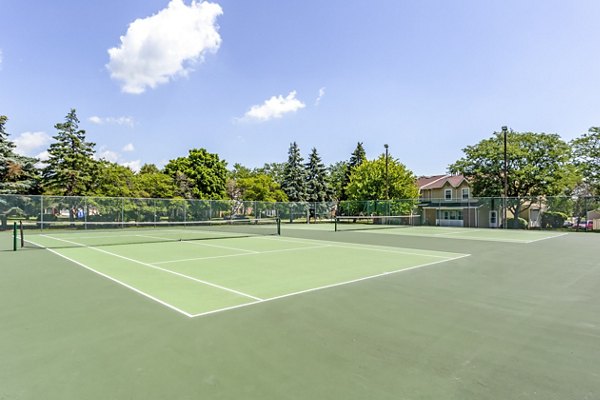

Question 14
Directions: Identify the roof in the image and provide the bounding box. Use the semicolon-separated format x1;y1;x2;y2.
417;174;469;190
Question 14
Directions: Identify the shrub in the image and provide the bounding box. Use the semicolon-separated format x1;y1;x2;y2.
541;211;567;228
506;217;527;229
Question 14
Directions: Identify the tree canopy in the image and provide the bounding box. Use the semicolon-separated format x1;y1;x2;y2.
281;142;307;202
42;109;97;196
571;127;600;195
340;142;366;200
0;115;39;194
163;148;228;199
449;130;578;198
305;147;332;202
346;154;418;200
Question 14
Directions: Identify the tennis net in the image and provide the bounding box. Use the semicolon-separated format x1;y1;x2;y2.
22;218;281;249
334;215;420;232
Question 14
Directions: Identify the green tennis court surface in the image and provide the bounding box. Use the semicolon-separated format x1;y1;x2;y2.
289;222;568;243
23;232;467;317
1;227;599;399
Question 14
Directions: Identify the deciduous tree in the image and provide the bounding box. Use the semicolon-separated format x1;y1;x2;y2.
340;142;366;200
163;148;228;199
449;129;578;227
346;154;418;201
571;127;600;195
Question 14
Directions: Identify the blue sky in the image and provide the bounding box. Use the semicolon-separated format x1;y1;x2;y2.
1;0;599;175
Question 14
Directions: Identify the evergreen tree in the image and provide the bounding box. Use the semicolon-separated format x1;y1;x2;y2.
305;147;332;202
281;142;307;202
0;115;40;194
340;142;366;200
42;109;97;196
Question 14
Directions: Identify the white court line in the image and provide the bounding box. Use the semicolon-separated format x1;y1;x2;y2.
256;235;460;259
344;227;568;244
189;253;472;318
136;234;258;254
524;232;569;243
27;235;471;319
24;240;194;318
432;230;471;236
36;235;263;301
152;244;332;265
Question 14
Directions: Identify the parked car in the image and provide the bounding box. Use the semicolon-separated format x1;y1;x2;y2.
574;220;593;230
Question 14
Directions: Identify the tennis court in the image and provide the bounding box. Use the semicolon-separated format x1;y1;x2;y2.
290;220;568;243
1;222;599;399
18;225;468;317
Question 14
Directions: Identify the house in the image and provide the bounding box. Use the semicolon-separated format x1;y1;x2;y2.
417;174;500;228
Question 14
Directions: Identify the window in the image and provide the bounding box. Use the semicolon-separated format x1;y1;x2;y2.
444;189;452;200
462;188;469;199
437;210;463;220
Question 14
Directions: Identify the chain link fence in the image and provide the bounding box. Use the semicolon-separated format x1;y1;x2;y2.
1;194;599;231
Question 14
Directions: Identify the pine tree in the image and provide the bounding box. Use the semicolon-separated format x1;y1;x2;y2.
281;142;307;202
305;147;332;202
42;109;97;196
340;142;366;200
0;115;39;194
348;142;366;169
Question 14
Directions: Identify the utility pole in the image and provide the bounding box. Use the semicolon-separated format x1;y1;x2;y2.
502;126;508;228
384;144;389;201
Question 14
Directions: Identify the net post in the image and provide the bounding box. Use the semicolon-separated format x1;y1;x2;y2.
20;220;24;247
13;222;17;251
277;218;281;235
334;216;338;232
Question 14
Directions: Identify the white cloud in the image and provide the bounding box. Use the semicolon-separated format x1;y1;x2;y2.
122;143;135;152
241;91;306;122
13;131;52;155
107;0;223;94
97;145;140;172
88;115;135;127
315;87;326;106
122;160;142;172
97;149;120;163
34;150;50;168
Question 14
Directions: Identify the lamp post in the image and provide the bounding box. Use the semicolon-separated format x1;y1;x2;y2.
384;144;389;201
502;126;508;228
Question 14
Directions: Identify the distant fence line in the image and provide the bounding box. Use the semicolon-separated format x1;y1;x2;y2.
1;194;599;230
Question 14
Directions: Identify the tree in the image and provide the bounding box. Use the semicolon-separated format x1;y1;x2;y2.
345;154;418;201
0;115;40;194
305;147;332;202
340;142;366;200
255;162;285;185
139;163;160;175
163;148;228;199
91;161;138;198
238;174;287;202
42;109;97;196
328;161;348;201
135;164;176;198
449;129;578;227
281;142;307;202
571;127;600;195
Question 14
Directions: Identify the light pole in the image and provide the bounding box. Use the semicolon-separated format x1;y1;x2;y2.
502;126;508;228
384;144;389;201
